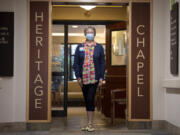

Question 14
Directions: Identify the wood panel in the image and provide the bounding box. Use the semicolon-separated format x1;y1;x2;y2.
130;2;151;120
102;22;127;118
102;76;126;117
27;1;51;122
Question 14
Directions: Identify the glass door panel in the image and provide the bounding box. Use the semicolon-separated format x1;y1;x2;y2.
51;24;66;115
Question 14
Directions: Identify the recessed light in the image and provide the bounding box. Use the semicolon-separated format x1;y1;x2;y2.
72;25;78;28
80;5;96;11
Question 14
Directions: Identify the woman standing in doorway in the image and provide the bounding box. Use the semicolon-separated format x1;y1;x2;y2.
73;26;105;132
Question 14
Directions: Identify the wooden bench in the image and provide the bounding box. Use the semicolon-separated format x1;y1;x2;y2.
111;88;127;124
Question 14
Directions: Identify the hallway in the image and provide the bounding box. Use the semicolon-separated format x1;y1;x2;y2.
0;107;171;135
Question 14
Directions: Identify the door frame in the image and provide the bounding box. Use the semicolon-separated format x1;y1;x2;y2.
52;20;125;117
27;0;152;122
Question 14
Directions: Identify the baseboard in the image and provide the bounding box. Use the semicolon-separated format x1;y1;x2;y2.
127;120;180;135
0;122;26;132
0;122;51;132
163;120;180;135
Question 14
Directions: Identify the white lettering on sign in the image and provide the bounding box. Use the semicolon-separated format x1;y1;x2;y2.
0;27;9;45
35;98;42;109
33;11;44;109
36;37;43;47
34;61;43;71
137;62;144;72
35;12;44;22
34;86;44;96
136;25;145;97
137;25;145;35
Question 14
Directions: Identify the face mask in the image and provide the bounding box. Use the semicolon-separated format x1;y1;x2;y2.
86;33;94;41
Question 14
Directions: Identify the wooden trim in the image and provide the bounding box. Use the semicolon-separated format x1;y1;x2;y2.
129;0;152;3
127;2;132;121
52;2;127;6
106;75;126;78
26;0;30;123
52;5;126;7
53;20;126;25
48;0;52;122
30;0;51;1
150;0;153;121
51;0;151;3
30;0;151;3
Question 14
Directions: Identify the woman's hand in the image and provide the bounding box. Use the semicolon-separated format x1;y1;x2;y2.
98;79;103;87
78;78;83;87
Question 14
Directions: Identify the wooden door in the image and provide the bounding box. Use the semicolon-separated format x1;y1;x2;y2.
102;22;127;118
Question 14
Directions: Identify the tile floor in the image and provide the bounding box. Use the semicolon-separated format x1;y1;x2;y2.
0;107;172;135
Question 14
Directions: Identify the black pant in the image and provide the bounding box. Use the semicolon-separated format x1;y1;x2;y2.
82;83;98;111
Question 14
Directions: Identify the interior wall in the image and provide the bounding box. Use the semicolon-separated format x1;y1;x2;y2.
153;0;180;127
0;0;27;122
162;0;180;127
152;0;166;121
52;6;127;21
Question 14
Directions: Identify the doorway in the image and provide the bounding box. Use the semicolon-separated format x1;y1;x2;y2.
50;3;128;121
27;0;152;123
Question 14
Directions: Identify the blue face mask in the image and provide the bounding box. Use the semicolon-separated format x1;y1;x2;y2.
86;33;94;41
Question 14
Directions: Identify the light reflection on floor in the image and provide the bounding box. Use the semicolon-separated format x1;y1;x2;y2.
48;107;171;135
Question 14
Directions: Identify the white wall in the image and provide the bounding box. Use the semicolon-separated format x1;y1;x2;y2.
152;0;167;121
0;0;27;122
154;0;180;127
163;0;180;127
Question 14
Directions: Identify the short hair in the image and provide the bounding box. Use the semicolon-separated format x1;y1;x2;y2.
84;26;96;36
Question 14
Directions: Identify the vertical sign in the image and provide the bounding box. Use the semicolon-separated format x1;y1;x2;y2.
170;3;179;75
28;1;50;121
0;12;14;76
131;3;151;120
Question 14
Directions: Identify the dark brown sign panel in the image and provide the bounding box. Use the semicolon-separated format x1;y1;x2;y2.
29;1;49;121
131;3;150;119
170;3;179;75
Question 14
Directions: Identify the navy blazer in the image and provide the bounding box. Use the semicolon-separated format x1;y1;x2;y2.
73;43;105;81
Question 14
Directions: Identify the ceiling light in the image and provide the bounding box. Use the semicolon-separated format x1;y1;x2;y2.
72;25;78;28
80;5;96;11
